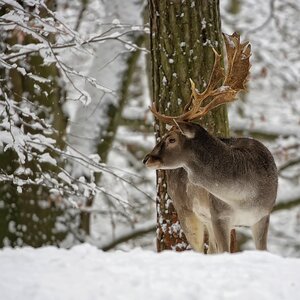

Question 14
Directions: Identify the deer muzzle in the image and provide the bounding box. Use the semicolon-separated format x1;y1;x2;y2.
143;153;162;169
142;154;150;165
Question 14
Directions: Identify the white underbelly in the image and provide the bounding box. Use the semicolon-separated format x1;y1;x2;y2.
232;209;266;227
186;181;264;227
210;183;257;205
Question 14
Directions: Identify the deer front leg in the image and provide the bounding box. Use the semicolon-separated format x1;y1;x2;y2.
209;195;232;253
206;224;218;254
178;211;205;252
211;217;231;253
251;215;270;250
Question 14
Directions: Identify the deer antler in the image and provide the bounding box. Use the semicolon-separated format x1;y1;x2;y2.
150;32;251;124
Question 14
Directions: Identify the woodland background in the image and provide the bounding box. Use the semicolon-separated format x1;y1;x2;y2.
0;0;300;257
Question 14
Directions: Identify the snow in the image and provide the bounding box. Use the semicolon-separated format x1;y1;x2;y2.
57;172;72;185
1;0;299;258
0;244;299;300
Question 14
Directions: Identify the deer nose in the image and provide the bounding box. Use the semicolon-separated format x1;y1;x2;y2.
143;154;150;165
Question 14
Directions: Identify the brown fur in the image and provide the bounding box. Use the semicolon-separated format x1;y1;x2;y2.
144;122;278;253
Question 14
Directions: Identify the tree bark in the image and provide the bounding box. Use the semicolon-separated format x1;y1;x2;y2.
149;0;236;252
0;1;68;247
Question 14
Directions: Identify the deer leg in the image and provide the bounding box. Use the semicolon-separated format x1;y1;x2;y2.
209;195;232;253
211;217;231;253
251;215;270;250
178;211;205;252
206;225;217;254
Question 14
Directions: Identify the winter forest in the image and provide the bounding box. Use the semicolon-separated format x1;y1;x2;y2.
0;0;300;299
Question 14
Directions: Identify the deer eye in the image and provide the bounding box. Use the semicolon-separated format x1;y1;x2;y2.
169;138;176;144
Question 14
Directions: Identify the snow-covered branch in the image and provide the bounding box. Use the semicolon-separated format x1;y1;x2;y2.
0;0;150;211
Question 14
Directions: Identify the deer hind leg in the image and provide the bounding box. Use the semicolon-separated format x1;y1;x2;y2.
179;211;205;252
251;215;270;250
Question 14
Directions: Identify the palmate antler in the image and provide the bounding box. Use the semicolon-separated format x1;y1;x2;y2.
150;32;251;124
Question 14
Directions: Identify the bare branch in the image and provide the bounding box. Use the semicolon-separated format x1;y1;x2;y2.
245;0;275;36
278;157;300;173
100;221;156;251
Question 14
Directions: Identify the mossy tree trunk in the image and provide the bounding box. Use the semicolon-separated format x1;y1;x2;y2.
0;1;68;247
149;0;236;252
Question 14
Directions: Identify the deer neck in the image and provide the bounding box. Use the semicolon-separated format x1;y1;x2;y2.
183;132;229;190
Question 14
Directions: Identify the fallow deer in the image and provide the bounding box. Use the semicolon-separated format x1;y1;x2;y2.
143;33;278;253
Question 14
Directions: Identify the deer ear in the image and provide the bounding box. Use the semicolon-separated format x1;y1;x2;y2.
176;122;195;139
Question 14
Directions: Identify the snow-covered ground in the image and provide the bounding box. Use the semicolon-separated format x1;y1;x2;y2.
1;244;299;300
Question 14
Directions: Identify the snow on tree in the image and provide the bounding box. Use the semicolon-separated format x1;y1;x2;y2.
0;0;152;247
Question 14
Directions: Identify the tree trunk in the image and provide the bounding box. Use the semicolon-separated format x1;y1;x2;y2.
68;0;145;235
0;1;68;247
78;34;145;235
149;0;237;252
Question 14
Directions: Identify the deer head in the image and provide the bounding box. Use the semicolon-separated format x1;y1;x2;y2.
143;122;200;169
144;32;251;170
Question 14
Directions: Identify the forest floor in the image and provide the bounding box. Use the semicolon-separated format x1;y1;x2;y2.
0;244;299;300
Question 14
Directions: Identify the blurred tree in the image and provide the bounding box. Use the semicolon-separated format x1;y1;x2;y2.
67;0;146;236
0;1;68;247
0;0;152;249
77;34;145;235
148;0;236;252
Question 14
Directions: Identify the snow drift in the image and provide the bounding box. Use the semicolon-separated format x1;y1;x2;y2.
0;244;299;300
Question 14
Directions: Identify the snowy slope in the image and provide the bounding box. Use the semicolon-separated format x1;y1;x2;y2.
0;244;299;300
